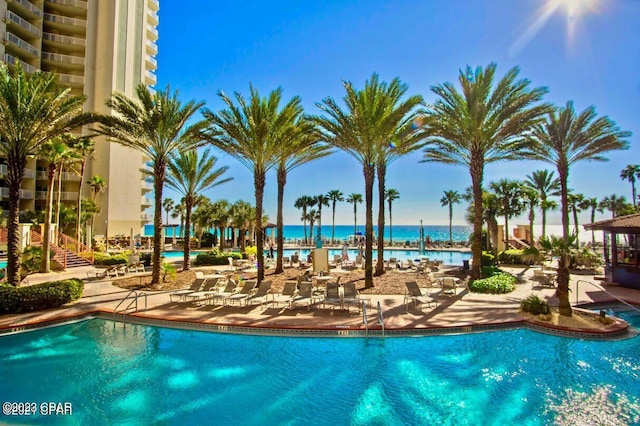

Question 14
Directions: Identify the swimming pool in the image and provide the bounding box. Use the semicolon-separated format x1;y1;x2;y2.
164;248;472;265
1;308;638;424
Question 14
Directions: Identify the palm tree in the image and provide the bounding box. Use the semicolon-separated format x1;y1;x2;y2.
567;191;586;246
620;164;640;208
166;148;232;270
274;119;330;273
294;195;316;245
385;189;400;245
162;198;175;226
524;169;560;239
0;65;94;285
53;137;81;232
71;136;95;245
528;101;631;316
345;193;363;244
305;209;320;244
88;175;106;245
327;189;344;244
520;186;539;245
191;198;213;248
202;86;295;282
599;194;628;218
489;179;524;250
421;63;551;280
96;84;205;285
440;190;461;246
580;197;599;246
171;199;186;239
229;200;254;252
211;199;230;250
314;194;330;245
315;74;426;286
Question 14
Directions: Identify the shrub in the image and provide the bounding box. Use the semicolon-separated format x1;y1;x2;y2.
162;263;177;282
469;272;516;294
20;246;62;275
497;249;533;265
521;294;549;315
481;265;501;278
570;249;604;270
245;246;257;257
93;252;129;266
0;279;84;314
200;232;217;248
481;251;496;266
193;250;242;266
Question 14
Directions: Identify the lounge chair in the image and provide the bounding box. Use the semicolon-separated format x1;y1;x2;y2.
209;279;238;305
442;277;459;296
225;257;237;272
282;256;292;268
291;282;314;311
195;271;205;279
386;258;397;271
170;278;206;302
342;282;362;312
246;280;273;307
91;265;120;279
225;280;257;307
404;281;437;311
106;265;122;278
271;281;298;309
322;282;342;310
184;278;220;304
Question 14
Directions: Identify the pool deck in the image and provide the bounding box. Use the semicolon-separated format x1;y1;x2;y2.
1;265;638;337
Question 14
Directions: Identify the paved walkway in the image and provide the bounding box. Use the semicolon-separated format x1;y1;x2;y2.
1;265;639;334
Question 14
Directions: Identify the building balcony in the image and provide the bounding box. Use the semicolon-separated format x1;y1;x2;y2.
146;39;158;55
146;25;158;40
56;73;84;88
145;55;157;69
141;213;152;222
0;165;37;178
36;170;47;180
42;51;85;71
24;168;35;179
141;196;153;207
5;10;42;38
8;0;43;19
3;53;38;74
60;171;80;181
35;190;46;200
148;0;159;12
147;10;158;25
144;70;157;86
46;0;88;13
5;31;40;57
42;32;86;53
0;187;34;199
43;13;87;34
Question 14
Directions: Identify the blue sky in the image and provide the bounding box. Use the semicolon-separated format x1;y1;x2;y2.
156;0;639;226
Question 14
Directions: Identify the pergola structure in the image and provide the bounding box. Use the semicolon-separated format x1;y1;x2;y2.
584;213;640;289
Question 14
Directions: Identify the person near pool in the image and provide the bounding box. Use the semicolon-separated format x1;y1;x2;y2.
341;243;349;262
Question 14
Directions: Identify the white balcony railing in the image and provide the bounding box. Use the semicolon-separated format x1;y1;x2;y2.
58;192;79;201
20;189;33;199
11;0;43;18
6;10;42;36
60;171;80;181
147;25;158;39
148;0;159;11
147;10;158;25
36;170;47;180
35;191;46;200
146;39;158;54
3;53;38;74
145;70;157;85
23;168;35;178
44;12;86;27
146;55;157;68
5;32;39;56
141;197;153;206
47;0;88;9
43;32;86;47
56;73;85;85
42;51;85;66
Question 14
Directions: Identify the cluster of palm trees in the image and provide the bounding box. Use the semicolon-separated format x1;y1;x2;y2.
0;63;632;318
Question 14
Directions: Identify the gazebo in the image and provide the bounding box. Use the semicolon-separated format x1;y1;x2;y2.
584;213;640;289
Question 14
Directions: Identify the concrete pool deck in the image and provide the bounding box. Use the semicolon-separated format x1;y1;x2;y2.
1;265;639;337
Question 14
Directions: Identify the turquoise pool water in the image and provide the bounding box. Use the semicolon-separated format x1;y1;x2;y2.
1;309;639;425
164;248;472;265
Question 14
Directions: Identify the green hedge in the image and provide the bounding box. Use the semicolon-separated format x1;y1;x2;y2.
481;251;496;266
0;279;84;314
497;249;533;265
93;252;129;266
193;251;243;266
469;272;516;294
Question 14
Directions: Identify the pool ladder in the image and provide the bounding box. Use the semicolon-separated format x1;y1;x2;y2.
362;300;385;338
113;290;147;328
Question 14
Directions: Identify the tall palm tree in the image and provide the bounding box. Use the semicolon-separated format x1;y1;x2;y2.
327;189;344;244
567;191;586;246
162;198;175;226
620;164;640;208
96;84;205;284
315;74;426;286
528;101;631;316
202;86;295;282
171;199;186;239
520;186;539;245
191;198;213;248
314;194;330;245
229;200;254;252
294;195;316;245
385;189;400;245
345;193;363;244
0;65;94;285
53;137;81;232
305;209;320;245
524;169;560;239
421;63;550;280
274;119;330;273
440;190;461;246
211;199;230;250
71;136;95;244
489;178;524;250
599;194;628;218
580;197;599;246
166;148;232;270
88;175;106;245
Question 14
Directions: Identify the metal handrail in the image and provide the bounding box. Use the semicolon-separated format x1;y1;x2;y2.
113;290;147;327
377;301;385;338
362;301;369;335
575;280;640;314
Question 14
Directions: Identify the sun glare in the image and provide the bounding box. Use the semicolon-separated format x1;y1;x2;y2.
509;0;604;57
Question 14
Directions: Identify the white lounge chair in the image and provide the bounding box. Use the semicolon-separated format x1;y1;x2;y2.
225;280;257;307
170;278;206;302
404;281;437;311
291;282;314;311
246;280;273;307
271;281;298;309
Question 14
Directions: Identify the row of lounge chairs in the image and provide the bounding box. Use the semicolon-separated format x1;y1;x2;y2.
404;276;471;311
91;262;146;279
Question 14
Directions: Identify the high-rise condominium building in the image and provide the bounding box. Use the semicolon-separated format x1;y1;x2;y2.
0;0;159;239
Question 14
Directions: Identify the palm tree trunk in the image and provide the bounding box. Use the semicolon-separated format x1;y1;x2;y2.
388;200;393;246
528;207;535;246
151;166;165;285
76;159;86;244
557;164;572;316
40;164;56;273
302;208;307;246
353;204;357;242
317;206;322;244
275;167;286;274
449;204;453;245
364;164;375;288
632;180;637;207
470;156;484;280
255;172;266;283
331;201;336;245
55;163;63;230
375;163;385;276
183;197;192;271
6;160;25;286
572;206;580;247
590;207;596;246
541;205;547;239
504;203;510;250
218;226;225;251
